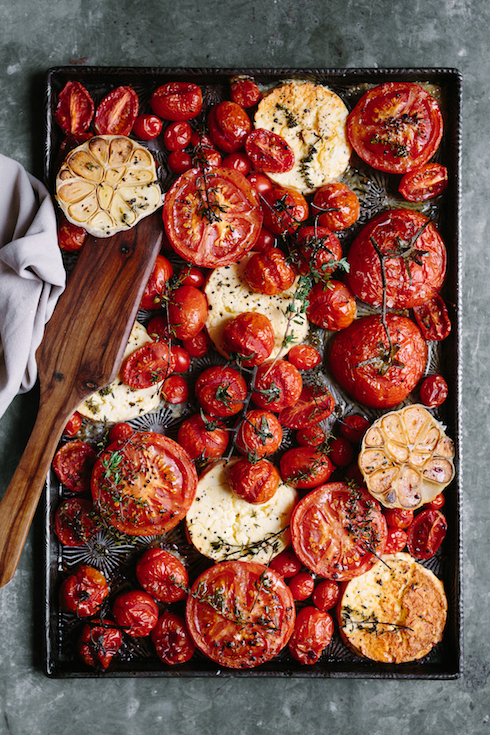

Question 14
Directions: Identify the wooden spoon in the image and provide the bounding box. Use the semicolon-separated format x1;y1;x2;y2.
0;210;163;588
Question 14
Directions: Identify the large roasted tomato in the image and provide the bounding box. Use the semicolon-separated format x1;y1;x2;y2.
91;432;197;536
290;482;387;581
162;167;263;267
185;560;295;669
347;209;446;309
329;314;427;409
347;82;443;174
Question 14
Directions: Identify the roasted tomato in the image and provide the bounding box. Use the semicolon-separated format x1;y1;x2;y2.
176;413;229;461
167;284;208;340
339;414;371;444
328;437;354;467
312;579;340;611
253;226;276;251
63;411;82;437
57;214;87;252
311;183;360;231
121;341;174;389
230;76;262;108
280;447;334;490
384;507;414;530
150;82;202;121
52;440;96;493
306;280;357;332
78;619;122;669
288;606;334;665
296;425;326;448
140;254;173;310
347;209;447;310
185;560;295;669
413;294;452;341
287;344;321;371
163;120;192;150
136;548;188;603
347;82;444;174
163;167;263;268
91;432;197;536
406;508;447;560
113;590;159;637
161;374;189;404
182;329;211;357
247;171;274;196
177;264;205;289
278;384;335;429
167;150;192;174
290;482;388;580
193;145;222;171
294;225;343;278
55;81;94;135
222;311;275;366
236;409;283;459
245;129;295;174
151;612;195;665
170;345;191;372
54;498;97;547
269;549;302;578
221;151;252;176
329;314;428;409
399;163;448;202
261;185;309;236
244;247;296;295
251;359;302;412
228;457;280;504
94;86;139;136
207;101;252;153
384;527;408;554
59;565;109;617
133;113;163;140
195;365;248;417
419;374;449;407
108;422;134;443
288;571;315;601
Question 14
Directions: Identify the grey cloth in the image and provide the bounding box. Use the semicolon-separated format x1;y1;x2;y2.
0;154;66;418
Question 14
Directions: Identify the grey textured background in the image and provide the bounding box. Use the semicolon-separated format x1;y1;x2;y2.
0;1;488;733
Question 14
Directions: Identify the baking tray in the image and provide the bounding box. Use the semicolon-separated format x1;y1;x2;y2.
43;66;462;678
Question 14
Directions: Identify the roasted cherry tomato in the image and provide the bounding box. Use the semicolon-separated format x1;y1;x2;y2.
57;215;87;252
55;81;94;135
413;294;452;341
140;254;173;310
151;612;195;665
428;493;446;510
94;86;139;136
307;280;357;332
384;507;414;529
139;313;170;343
163;120;192;150
167;150;192;174
406;508;447;560
288;571;315;601
195;365;247;417
222;311;275;366
163;167;263;268
329;314;428;409
193;145;222;171
261;186;309;236
268;549;302;578
161;374;189;404
287;344;321;371
399;163;448;201
328;436;354;468
52;440;96;493
253;226;276;251
177;265;205;289
113;590;159;637
228;457;280;504
177;413;229;461
278;384;335;429
170;345;191;373
136;548;188;603
384;527;408;554
244;247;296;295
245;128;295;174
230;76;262;108
207;101;252;153
340;414;371;444
63;411;82;437
78;619;122;669
280;447;334;490
295;225;343;278
236;409;283;459
167;284;208;340
185;560;295;669
54;498;97;547
296;425;326;448
150;82;202;121
182;329;211;357
91;432;197;536
221;151;252;176
121;342;174;389
251;359;303;412
59;565;109;617
312;579;339;611
312;182;360;231
347;208;447;310
133;113;163;140
347;82;444;174
247;171;274;196
288;606;334;665
420;374;449;407
108;422;134;443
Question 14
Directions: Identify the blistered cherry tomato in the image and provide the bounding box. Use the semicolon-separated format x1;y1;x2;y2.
113;590;159;637
195;365;247;417
254;227;276;251
228;457;280;504
328;436;354;467
136;548;188;603
78;619;122;670
63;411;82;437
59;565;109;617
140;254;173;310
178;265;205;289
280;447;334;489
170;345;191;373
312;183;360;231
312;579;339;611
167;150;193;174
384;527;408;554
163;120;192;150
399;163;448;202
54;498;97;547
420;374;449;407
340;415;371;444
296;425;326;448
182;329;211;358
162;375;189;404
133;113;163;140
287;344;321;371
288;572;315;601
236;409;283;459
384;507;414;530
52;441;96;493
230;77;262;108
177;413;229;461
207;100;252;153
121;342;174;389
193;145;222;170
244;247;296;295
151;82;202;121
307;280;357;332
222;312;275;366
151;612;195;665
251;359;302;412
167;285;208;340
406;509;447;560
94;86;139;136
108;422;134;443
57;216;87;252
245;128;295;174
222;151;252;176
289;607;334;665
147;314;170;342
295;225;343;278
247;171;274;196
278;384;334;430
268;549;302;578
428;493;446;510
261;186;309;236
413;294;451;341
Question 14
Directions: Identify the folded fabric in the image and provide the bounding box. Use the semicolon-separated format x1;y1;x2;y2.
0;153;66;419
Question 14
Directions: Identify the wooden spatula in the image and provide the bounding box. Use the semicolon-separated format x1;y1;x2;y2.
0;210;163;588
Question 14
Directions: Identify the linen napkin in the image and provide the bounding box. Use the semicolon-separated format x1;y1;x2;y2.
0;154;66;418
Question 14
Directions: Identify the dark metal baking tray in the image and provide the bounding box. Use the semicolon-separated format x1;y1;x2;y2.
43;66;462;678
